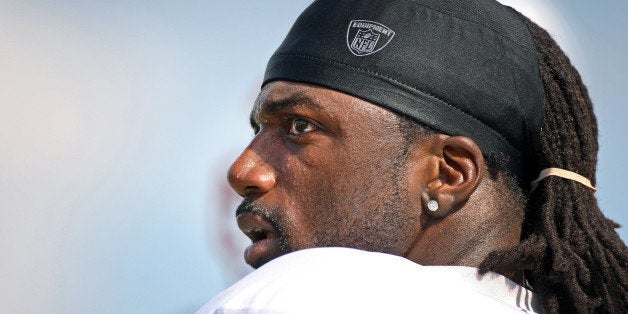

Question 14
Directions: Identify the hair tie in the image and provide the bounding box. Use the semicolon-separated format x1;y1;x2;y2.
530;167;597;192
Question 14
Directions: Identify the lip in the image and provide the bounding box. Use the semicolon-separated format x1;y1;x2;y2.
236;213;283;268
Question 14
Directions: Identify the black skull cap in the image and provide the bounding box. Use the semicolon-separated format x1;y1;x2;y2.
263;0;544;181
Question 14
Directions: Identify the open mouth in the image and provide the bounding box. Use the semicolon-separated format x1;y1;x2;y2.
247;227;271;243
237;213;283;268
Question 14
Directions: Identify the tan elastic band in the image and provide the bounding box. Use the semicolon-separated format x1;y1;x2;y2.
530;167;597;192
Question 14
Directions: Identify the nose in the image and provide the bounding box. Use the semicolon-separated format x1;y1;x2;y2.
227;146;277;197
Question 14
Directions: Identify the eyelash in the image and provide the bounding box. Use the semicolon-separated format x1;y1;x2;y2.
250;116;320;139
287;116;318;136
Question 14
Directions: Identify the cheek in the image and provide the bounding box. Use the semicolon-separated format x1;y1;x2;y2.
283;133;406;206
276;151;352;238
276;129;411;239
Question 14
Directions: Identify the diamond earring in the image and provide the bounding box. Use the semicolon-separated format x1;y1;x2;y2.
427;200;439;212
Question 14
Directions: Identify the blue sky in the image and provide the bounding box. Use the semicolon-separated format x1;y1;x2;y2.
0;1;625;313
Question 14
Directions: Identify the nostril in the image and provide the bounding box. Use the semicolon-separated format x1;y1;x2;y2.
241;185;262;196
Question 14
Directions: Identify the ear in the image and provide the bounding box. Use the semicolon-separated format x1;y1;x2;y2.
423;136;485;218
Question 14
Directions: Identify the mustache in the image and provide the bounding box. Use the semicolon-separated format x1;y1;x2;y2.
235;200;282;232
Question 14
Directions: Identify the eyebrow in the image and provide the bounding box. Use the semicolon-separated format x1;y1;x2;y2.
249;92;323;127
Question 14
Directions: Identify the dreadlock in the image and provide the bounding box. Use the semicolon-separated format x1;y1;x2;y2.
478;14;628;313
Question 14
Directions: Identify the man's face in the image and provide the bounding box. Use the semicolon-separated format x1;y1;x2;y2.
228;81;428;268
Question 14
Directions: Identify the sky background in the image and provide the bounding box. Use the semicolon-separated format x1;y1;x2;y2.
1;1;626;313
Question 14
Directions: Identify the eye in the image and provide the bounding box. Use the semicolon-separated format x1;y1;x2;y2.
288;117;317;135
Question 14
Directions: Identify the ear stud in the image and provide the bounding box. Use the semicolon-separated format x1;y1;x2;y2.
427;200;439;212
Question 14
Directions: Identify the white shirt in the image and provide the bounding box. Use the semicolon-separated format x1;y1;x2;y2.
198;247;543;313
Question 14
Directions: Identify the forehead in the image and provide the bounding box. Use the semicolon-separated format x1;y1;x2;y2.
252;81;397;121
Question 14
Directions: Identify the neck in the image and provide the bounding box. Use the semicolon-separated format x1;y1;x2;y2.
405;206;523;284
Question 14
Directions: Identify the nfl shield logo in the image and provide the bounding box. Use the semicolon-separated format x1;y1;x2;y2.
346;20;395;56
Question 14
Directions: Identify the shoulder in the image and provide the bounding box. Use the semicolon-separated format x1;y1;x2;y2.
198;247;542;314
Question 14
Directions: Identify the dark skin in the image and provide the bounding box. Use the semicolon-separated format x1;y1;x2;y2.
228;81;524;282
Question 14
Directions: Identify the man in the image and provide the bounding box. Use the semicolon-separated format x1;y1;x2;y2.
200;0;627;313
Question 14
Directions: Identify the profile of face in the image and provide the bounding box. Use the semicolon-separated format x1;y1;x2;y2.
228;81;435;268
